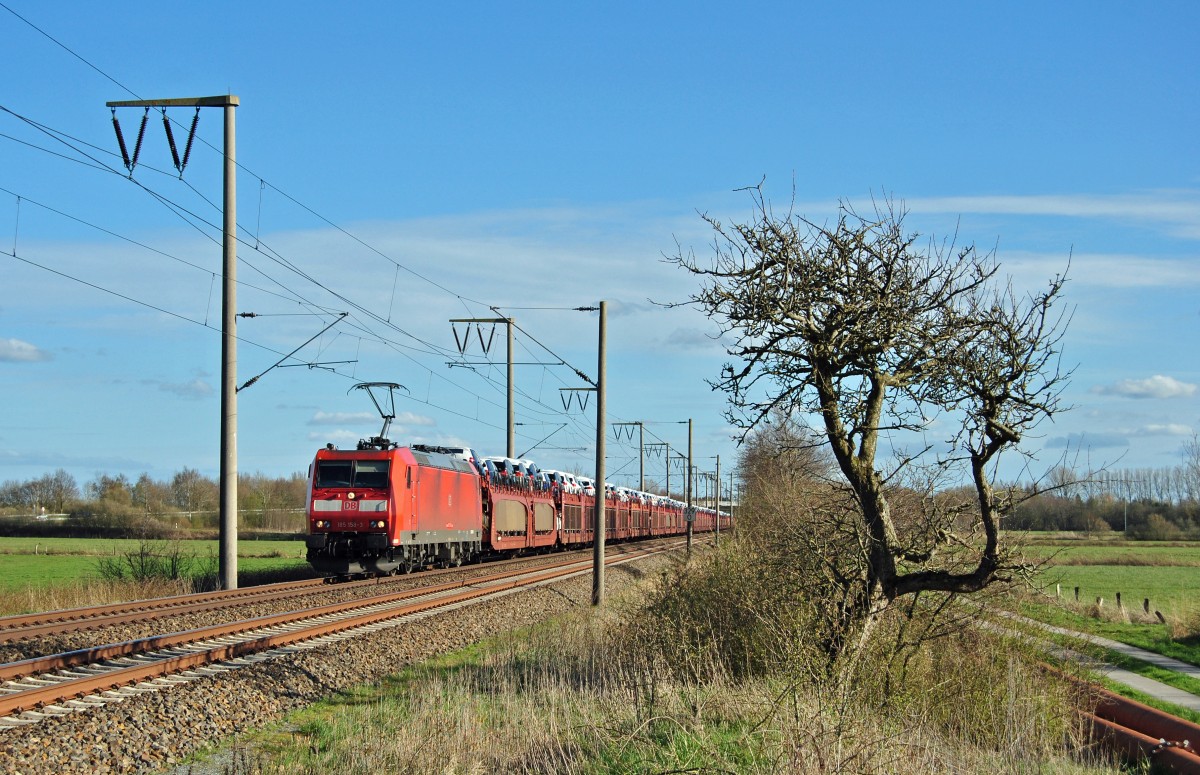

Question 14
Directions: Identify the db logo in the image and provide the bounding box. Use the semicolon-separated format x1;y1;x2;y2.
343;500;359;511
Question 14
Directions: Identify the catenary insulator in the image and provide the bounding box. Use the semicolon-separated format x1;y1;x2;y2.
163;110;181;171
180;109;200;172
111;109;131;170
129;108;149;171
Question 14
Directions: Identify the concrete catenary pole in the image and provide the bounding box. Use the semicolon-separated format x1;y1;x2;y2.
731;468;736;527
449;316;515;456
106;95;239;590
592;301;607;606
638;422;644;492
664;442;671;497
506;319;514;457
219;99;238;590
686;418;693;555
714;453;721;544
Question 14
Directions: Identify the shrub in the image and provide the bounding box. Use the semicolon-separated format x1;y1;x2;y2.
1130;513;1186;541
616;541;820;682
96;539;217;584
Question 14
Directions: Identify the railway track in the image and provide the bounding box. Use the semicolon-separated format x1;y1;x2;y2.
0;542;670;728
7;539;1192;773
0;546;610;646
972;606;1200;772
1085;692;1200;773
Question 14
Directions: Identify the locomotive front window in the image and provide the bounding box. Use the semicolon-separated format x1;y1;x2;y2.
315;460;390;489
316;461;353;488
354;460;390;489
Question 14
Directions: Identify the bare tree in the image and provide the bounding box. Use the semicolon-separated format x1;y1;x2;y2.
669;188;1071;654
1181;435;1200;503
43;469;79;513
86;473;133;505
171;467;216;514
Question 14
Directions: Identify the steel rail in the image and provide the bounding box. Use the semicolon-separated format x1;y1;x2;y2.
1036;662;1200;771
0;541;660;644
0;549;630;681
0;544;666;719
0;578;328;635
1084;711;1200;774
1082;678;1200;772
0;580;338;644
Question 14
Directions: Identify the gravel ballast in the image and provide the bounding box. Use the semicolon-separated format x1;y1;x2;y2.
0;553;674;774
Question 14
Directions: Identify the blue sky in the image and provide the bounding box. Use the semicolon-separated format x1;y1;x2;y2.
1;1;1197;494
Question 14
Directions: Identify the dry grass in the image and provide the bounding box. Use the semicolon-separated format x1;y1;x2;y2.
208;549;1120;775
0;576;197;617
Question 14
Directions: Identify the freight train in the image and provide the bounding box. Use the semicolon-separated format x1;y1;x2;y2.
304;438;729;577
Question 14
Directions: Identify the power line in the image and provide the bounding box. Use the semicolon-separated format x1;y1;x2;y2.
0;15;619;461
0;2;141;100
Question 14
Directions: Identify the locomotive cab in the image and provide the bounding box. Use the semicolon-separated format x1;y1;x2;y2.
306;450;398;575
306;445;485;576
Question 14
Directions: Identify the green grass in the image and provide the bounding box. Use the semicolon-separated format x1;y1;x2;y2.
1037;564;1200;614
1023;536;1200;617
0;536;311;592
0;536;305;558
1099;650;1200;713
1097;676;1200;726
188;601;1103;775
1017;599;1200;664
1026;541;1200;565
1005;535;1200;719
0;553;311;591
221;625;777;774
0;554;105;590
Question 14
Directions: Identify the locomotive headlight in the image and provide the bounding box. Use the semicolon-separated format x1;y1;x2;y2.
370;520;386;529
347;492;356;500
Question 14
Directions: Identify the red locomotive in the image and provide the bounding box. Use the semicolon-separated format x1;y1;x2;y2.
304;385;729;576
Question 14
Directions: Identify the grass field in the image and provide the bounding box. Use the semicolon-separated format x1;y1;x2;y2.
0;536;305;558
1027;538;1200;616
203;570;1103;775
0;536;311;592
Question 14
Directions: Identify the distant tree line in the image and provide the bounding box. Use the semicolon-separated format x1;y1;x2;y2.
1003;438;1200;538
1004;490;1199;538
0;467;307;538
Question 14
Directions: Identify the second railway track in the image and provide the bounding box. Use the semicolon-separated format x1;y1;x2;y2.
0;541;672;729
0;544;625;648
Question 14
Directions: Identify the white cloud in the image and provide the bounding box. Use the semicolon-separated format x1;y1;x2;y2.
665;327;721;350
395;411;437;427
308;411;382;426
605;300;656;317
308;410;437;438
158;378;213;399
999;251;1200;289
0;338;51;362
1135;424;1194;437
1046;432;1130;449
906;191;1200;240
306;430;362;446
1093;375;1197;400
